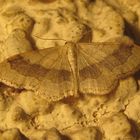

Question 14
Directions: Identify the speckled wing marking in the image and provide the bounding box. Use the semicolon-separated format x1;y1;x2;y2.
0;46;75;102
78;37;140;95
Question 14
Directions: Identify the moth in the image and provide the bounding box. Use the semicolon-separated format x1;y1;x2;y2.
0;36;140;102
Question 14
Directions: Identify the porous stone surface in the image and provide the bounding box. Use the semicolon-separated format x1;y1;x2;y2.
0;0;139;140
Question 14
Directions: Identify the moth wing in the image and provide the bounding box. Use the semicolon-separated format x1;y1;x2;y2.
0;46;75;102
78;37;140;95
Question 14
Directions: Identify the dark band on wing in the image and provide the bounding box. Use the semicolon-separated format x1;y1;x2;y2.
79;64;101;80
7;55;71;83
79;44;133;80
113;44;132;63
99;44;133;71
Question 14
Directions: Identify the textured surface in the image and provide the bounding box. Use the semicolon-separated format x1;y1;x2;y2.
0;0;139;140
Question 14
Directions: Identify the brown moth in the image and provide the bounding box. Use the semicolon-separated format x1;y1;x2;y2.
0;36;140;102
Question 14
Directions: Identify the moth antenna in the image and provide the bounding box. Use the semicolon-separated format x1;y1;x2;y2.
33;34;67;42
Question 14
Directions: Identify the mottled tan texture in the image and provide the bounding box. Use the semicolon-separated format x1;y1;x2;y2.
100;113;135;140
104;77;138;114
125;91;140;123
69;127;101;140
0;128;26;140
0;30;33;62
0;0;139;140
104;0;140;44
28;128;62;140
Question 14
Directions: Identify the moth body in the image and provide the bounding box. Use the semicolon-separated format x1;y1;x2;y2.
66;42;77;73
66;42;78;95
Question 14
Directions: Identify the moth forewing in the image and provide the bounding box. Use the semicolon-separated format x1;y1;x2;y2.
0;46;75;102
77;38;140;95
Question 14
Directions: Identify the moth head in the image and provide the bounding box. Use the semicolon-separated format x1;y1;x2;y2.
65;41;77;49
